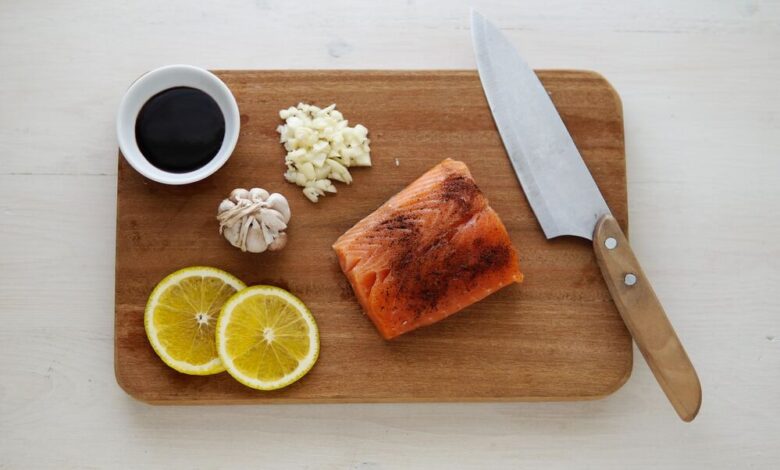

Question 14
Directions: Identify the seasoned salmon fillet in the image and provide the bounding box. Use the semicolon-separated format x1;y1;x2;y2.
333;159;523;339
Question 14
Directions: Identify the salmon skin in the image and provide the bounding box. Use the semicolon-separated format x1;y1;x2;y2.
333;159;523;339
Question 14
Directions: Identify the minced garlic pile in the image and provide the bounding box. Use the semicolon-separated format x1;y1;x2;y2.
277;103;371;203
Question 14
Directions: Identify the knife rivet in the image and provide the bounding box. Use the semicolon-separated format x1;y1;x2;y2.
624;273;637;286
605;237;617;250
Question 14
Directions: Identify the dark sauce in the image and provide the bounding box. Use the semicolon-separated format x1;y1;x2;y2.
135;87;225;173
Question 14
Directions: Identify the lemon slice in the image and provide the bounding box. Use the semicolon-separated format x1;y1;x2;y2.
144;266;246;375
216;286;319;390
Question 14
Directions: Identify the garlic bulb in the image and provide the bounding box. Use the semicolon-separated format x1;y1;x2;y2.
217;188;291;253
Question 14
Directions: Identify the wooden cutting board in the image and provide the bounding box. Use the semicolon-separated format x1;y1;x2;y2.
115;70;631;404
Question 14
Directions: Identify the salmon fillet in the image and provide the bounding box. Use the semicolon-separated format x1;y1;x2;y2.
333;159;523;339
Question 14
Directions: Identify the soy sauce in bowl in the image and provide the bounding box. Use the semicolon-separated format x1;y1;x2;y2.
117;65;239;185
135;87;226;173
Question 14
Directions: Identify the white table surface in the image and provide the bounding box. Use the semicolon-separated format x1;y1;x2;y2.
1;0;778;468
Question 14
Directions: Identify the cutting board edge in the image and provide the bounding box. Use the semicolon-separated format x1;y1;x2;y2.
114;346;633;404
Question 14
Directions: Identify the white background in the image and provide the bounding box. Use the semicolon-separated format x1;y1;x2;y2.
1;0;778;468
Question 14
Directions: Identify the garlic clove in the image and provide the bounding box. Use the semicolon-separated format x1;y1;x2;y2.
218;199;236;213
326;159;352;184
302;187;320;203
230;188;250;203
284;169;299;183
223;221;240;247
268;232;288;251
245;224;268;253
265;193;291;223
260;220;275;245
299;162;316;181
262;209;288;234
249;187;270;202
354;153;372;167
315;179;337;193
314;165;331;180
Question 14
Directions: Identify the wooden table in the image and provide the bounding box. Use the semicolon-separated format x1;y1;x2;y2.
1;1;778;468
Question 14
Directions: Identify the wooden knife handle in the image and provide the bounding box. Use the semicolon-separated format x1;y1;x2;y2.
593;214;702;422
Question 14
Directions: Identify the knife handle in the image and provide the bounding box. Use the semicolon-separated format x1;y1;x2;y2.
593;214;701;422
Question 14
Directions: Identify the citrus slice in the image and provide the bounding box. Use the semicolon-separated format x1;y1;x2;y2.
216;285;319;390
144;266;246;375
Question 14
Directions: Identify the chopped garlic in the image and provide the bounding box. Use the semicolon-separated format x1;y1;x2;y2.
277;103;371;202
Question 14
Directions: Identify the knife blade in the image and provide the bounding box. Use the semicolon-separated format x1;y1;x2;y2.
471;10;702;422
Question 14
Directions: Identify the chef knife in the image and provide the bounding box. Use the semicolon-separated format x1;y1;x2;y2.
471;10;701;422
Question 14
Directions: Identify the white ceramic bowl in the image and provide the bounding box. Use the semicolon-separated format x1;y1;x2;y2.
116;64;240;185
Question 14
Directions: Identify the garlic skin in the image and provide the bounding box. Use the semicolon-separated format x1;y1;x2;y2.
217;188;291;253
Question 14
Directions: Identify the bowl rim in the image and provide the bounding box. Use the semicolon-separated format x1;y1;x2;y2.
116;64;240;185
